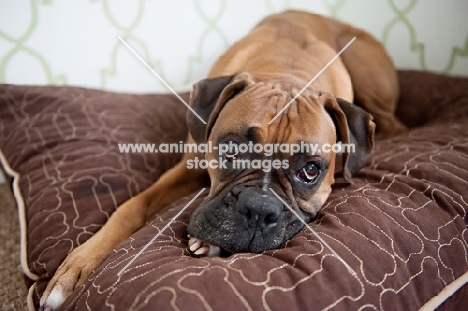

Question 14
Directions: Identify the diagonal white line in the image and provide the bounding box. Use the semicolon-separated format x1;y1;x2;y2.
117;188;207;276
118;36;207;125
269;188;358;276
268;37;356;125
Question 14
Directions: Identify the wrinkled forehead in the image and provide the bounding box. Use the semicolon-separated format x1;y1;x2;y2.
209;83;336;145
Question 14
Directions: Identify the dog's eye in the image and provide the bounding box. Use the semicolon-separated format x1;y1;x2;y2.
223;143;240;162
296;163;320;183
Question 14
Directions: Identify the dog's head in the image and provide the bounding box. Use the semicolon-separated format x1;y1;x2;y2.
186;73;375;255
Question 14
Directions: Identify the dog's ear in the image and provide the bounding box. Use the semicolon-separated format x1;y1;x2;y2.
323;95;375;183
187;73;253;144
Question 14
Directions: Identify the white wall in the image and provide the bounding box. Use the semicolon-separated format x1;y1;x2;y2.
1;0;467;94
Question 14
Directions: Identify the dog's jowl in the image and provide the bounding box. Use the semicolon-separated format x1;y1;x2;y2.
40;10;405;310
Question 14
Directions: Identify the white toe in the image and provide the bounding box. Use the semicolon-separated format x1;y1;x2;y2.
42;285;65;310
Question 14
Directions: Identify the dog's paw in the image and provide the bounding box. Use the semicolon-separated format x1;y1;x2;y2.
188;236;221;257
40;244;101;311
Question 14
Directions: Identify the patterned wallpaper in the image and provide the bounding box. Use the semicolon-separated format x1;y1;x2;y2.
0;1;467;185
1;0;467;95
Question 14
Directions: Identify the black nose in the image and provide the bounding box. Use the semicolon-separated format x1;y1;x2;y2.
236;188;282;232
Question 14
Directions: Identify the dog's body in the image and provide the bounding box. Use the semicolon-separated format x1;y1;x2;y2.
41;11;405;310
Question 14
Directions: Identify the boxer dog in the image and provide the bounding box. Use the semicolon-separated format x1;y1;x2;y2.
40;10;405;310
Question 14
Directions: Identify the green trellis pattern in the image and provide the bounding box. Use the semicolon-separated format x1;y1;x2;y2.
0;0;66;84
0;0;467;93
100;0;149;89
323;0;346;18
381;0;468;73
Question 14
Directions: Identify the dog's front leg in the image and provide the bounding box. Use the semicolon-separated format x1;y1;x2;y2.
40;150;207;311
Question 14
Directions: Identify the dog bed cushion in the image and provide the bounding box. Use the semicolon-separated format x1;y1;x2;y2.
0;70;467;310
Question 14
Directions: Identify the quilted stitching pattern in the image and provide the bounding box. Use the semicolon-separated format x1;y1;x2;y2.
0;71;467;310
63;122;468;310
0;85;189;307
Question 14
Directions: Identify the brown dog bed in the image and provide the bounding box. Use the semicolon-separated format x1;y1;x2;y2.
0;70;467;310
